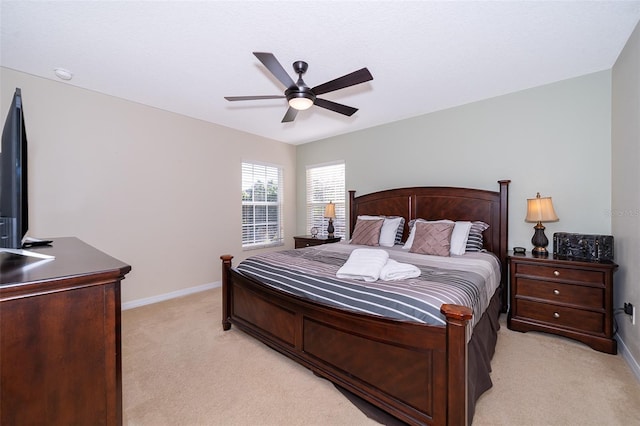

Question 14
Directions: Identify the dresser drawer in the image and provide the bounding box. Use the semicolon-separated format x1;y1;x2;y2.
516;278;604;309
515;299;605;334
515;263;604;284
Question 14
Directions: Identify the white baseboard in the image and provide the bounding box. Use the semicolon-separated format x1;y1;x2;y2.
617;334;640;384
122;281;221;311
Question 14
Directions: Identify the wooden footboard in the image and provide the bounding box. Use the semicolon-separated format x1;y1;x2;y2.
221;255;472;426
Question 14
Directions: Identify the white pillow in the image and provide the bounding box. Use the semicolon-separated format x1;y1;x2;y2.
403;219;472;255
450;221;472;255
358;215;403;247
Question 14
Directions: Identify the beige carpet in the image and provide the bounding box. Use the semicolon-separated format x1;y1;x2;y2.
122;288;640;425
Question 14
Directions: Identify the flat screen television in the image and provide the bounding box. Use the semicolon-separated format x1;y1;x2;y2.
0;88;29;249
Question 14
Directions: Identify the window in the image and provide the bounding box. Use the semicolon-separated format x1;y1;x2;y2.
306;161;345;238
242;162;283;249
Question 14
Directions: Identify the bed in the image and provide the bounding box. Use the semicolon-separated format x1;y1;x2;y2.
220;180;510;425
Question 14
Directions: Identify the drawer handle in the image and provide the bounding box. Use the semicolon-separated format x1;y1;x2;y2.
553;312;560;319
553;289;560;295
553;270;560;277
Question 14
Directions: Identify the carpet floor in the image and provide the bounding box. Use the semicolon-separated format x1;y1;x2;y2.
122;288;640;425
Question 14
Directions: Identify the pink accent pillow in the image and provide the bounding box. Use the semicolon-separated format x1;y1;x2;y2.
409;221;455;256
350;218;384;246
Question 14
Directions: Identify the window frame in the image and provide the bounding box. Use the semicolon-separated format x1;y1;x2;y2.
241;161;284;250
305;161;346;238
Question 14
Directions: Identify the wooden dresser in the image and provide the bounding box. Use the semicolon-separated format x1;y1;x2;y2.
507;251;617;354
293;235;341;249
0;237;131;425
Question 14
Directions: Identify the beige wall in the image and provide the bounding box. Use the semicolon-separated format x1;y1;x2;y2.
297;71;612;250
612;22;640;371
1;67;297;304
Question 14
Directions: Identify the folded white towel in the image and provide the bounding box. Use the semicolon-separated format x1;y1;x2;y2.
336;248;389;282
379;259;421;281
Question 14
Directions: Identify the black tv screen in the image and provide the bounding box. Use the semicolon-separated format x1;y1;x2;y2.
0;88;28;249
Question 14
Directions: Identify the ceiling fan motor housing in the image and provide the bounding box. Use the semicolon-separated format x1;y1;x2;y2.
286;60;315;105
285;86;316;104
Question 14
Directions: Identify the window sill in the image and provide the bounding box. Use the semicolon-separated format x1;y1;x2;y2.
242;241;284;251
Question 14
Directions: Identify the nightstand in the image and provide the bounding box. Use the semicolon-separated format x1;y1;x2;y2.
507;251;618;354
294;235;341;249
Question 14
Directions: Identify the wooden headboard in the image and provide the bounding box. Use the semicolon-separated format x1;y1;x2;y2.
349;180;510;309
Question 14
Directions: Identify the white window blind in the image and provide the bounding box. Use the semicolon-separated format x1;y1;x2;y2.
306;162;345;238
242;162;283;249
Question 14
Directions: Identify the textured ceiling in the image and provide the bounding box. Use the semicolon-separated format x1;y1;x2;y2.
2;1;640;145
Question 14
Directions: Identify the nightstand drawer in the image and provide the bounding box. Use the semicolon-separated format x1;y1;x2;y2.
294;235;341;249
297;239;325;248
516;263;604;284
517;279;604;309
516;299;604;334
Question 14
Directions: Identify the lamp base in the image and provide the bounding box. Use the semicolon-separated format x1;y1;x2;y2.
531;222;550;257
531;246;549;257
327;218;334;239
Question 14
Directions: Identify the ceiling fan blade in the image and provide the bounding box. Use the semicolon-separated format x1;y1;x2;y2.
314;98;358;116
224;95;285;101
311;68;373;95
253;52;296;89
281;107;298;123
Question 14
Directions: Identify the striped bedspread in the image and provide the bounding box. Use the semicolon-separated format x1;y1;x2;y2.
235;242;501;333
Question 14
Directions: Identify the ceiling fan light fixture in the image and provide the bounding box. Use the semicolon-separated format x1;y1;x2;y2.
288;93;314;110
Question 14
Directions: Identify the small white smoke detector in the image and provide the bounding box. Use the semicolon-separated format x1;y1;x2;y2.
54;68;73;80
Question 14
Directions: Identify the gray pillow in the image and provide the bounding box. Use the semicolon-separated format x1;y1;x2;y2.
465;221;490;252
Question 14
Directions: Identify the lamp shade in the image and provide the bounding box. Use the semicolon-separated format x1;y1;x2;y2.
324;202;336;219
525;193;559;223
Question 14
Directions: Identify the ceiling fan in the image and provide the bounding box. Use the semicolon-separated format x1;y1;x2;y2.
224;52;373;123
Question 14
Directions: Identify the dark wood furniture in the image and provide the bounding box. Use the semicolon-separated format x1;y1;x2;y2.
221;180;509;426
0;237;131;425
294;234;341;249
507;251;617;354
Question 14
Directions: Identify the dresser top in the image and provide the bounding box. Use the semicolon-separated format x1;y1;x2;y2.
1;237;131;288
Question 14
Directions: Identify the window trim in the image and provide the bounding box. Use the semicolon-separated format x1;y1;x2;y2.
241;161;284;251
305;161;346;238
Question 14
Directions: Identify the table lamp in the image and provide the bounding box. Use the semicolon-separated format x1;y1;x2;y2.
525;192;559;256
324;201;336;238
